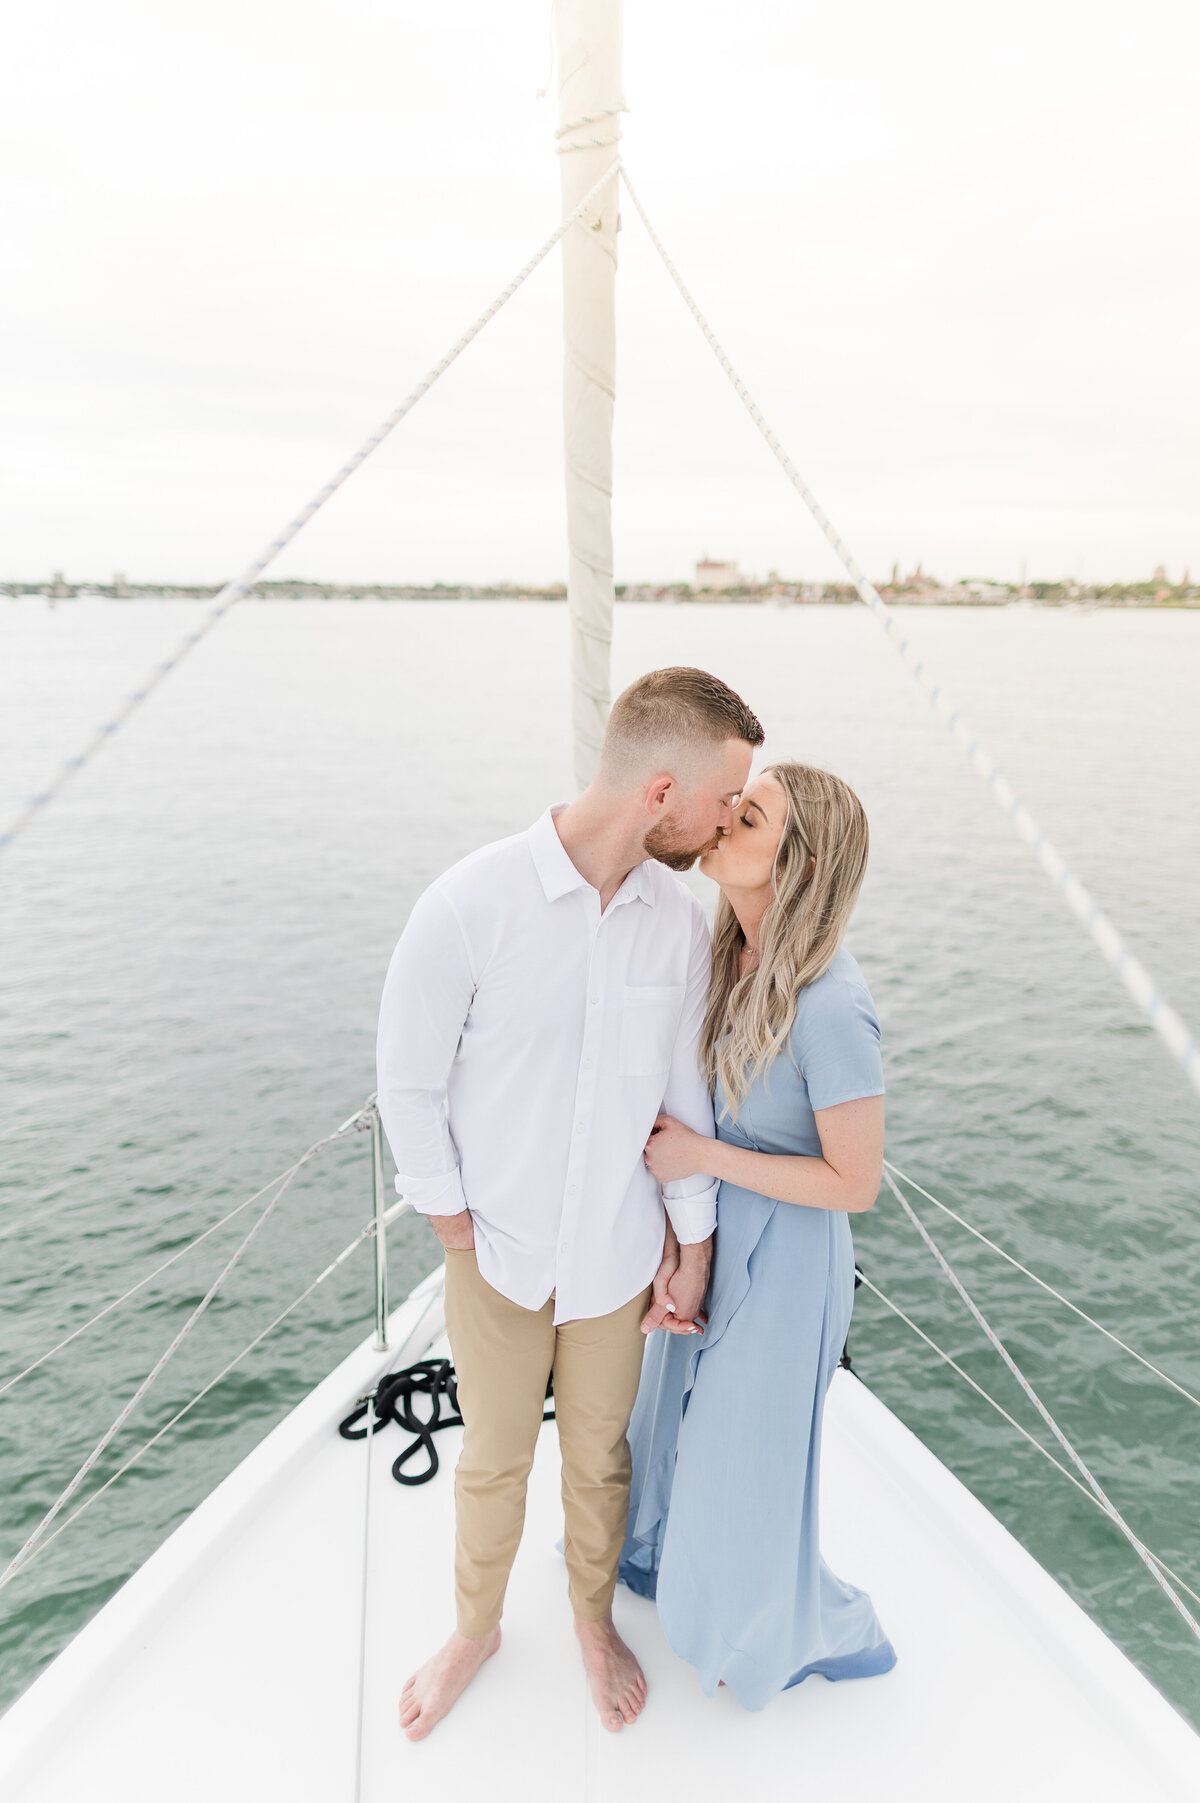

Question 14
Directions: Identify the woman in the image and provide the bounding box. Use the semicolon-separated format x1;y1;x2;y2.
619;759;897;1709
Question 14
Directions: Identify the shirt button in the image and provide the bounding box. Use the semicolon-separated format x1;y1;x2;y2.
582;1058;593;1070
575;1120;586;1134
589;994;599;1005
567;1183;579;1195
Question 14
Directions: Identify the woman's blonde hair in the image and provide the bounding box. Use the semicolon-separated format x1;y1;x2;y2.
699;761;870;1124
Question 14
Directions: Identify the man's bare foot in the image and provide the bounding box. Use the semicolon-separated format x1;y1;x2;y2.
575;1615;647;1731
398;1626;501;1741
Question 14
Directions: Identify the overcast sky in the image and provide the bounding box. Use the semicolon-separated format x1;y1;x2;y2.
4;0;1198;587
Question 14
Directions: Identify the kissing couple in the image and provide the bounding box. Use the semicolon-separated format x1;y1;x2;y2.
376;664;896;1741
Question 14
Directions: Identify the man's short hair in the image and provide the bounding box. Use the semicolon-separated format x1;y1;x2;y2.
597;667;764;791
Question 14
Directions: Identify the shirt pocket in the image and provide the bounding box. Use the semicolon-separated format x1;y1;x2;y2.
619;984;685;1076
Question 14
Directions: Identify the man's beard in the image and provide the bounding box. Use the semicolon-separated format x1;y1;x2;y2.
642;818;720;873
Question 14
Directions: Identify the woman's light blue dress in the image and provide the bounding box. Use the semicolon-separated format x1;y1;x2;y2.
618;946;897;1709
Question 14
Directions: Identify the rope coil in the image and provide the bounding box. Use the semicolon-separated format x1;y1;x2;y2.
339;1357;555;1486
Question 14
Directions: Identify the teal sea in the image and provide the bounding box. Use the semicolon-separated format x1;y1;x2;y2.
1;598;1198;1724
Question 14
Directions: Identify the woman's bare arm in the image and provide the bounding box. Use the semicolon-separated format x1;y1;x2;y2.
646;1095;884;1214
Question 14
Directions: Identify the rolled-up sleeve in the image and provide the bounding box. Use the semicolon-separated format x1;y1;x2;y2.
375;886;476;1216
659;897;719;1244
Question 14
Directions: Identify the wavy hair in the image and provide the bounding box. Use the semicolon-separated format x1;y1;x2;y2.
699;762;870;1124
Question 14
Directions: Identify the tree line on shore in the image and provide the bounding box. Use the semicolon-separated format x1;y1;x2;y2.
4;576;1197;606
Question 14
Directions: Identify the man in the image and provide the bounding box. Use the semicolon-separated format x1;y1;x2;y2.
375;666;764;1740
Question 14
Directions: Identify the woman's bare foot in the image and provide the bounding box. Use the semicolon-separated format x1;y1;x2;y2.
575;1615;647;1731
398;1626;501;1741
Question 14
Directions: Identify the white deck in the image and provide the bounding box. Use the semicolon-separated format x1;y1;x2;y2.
2;1265;1199;1802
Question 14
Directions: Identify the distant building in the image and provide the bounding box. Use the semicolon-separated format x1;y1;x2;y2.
113;572;131;598
897;562;941;598
1152;564;1168;584
694;557;740;591
49;571;70;599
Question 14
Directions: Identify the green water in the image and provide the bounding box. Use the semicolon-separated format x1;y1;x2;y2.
1;599;1197;1724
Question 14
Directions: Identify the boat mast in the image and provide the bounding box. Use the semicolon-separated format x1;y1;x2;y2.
555;0;624;791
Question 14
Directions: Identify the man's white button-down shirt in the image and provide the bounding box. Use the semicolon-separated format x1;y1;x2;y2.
376;803;719;1325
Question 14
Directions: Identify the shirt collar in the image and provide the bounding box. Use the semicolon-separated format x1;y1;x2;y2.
528;804;655;909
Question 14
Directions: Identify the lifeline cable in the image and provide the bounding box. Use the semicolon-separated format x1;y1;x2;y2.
0;1150;329;1400
880;1167;1200;1645
883;1158;1200;1414
854;1270;1200;1613
0;1196;423;1591
0;1103;373;1589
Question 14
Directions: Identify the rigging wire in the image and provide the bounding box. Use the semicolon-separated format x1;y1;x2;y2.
877;1168;1200;1645
0;1152;325;1400
0;1104;373;1590
618;161;1200;1110
2;1228;440;1608
0;160;620;860
854;1270;1200;1614
883;1159;1200;1415
0;1207;405;1592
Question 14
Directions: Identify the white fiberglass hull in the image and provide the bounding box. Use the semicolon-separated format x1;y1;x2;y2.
1;1263;1198;1802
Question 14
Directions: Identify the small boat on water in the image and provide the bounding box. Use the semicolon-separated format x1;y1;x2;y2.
2;3;1198;1796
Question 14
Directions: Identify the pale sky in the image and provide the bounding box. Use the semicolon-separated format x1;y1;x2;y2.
4;0;1198;587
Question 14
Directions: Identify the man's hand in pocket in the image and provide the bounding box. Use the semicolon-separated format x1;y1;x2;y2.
430;1211;475;1252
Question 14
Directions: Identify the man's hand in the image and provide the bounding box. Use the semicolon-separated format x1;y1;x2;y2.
663;1236;712;1335
640;1222;681;1334
429;1210;475;1251
641;1232;712;1337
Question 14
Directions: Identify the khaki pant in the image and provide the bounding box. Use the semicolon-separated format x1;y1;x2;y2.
442;1248;651;1638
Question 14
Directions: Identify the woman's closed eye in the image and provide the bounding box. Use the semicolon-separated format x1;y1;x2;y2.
739;812;754;828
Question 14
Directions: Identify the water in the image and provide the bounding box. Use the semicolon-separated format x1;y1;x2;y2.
1;598;1198;1725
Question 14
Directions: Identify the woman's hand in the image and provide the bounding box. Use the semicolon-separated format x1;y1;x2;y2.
643;1112;711;1183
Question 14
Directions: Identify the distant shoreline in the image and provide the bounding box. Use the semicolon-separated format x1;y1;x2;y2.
5;580;1198;608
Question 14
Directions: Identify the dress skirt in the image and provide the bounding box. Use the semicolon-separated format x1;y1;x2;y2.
618;1181;897;1709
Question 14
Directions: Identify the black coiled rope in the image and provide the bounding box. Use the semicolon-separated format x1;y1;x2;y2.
339;1357;555;1487
346;1275;860;1489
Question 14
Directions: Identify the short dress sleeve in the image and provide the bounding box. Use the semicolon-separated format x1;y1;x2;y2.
791;960;885;1113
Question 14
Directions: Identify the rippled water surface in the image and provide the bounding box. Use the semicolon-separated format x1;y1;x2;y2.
1;599;1198;1725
